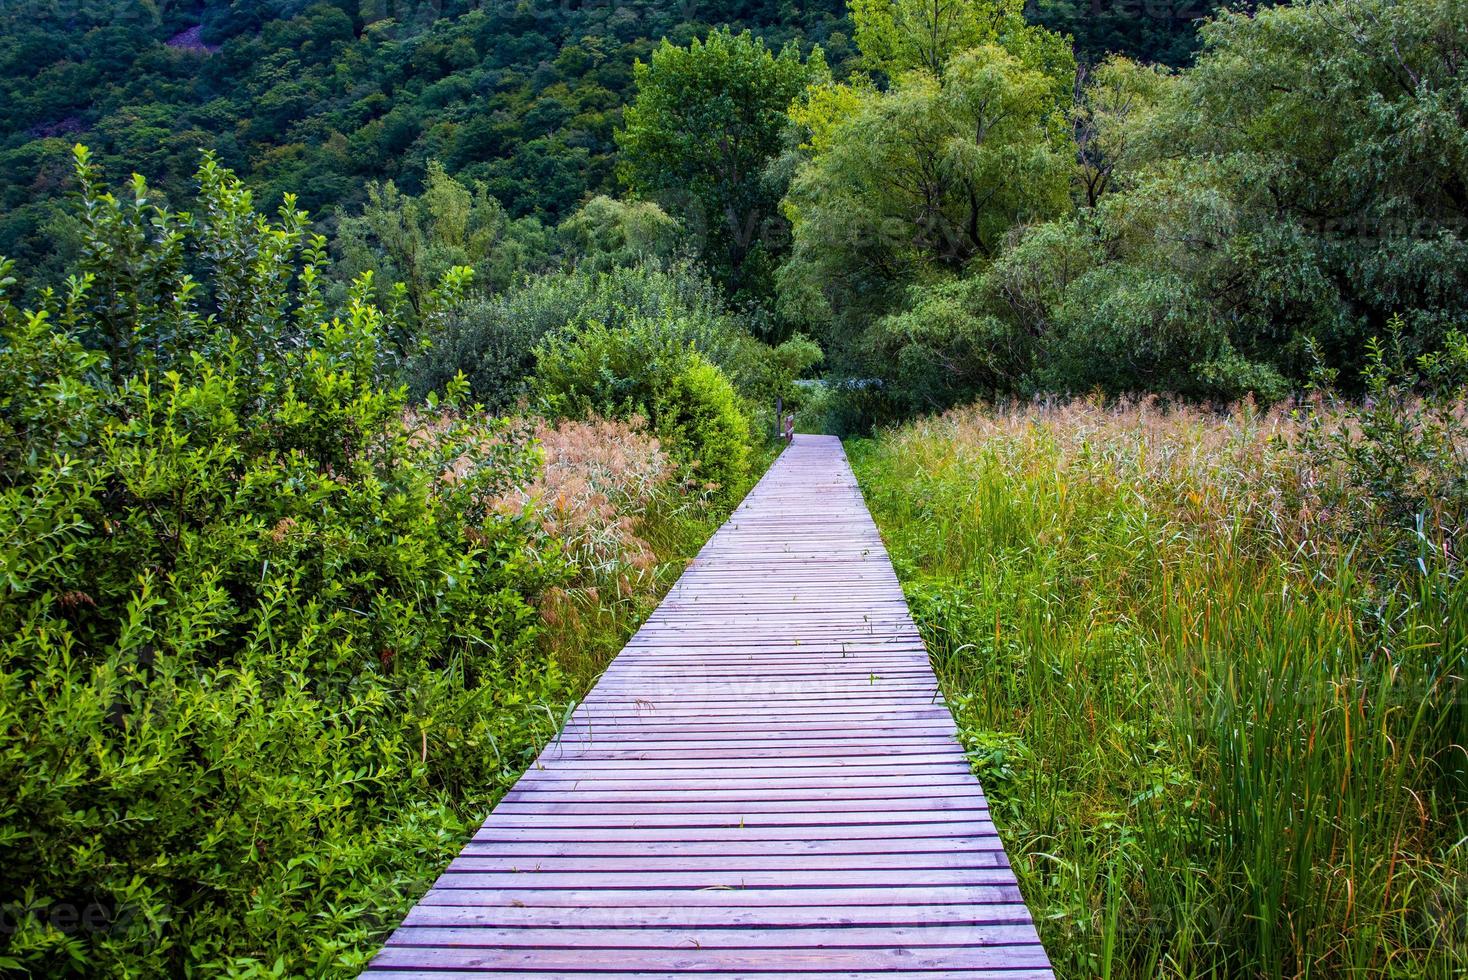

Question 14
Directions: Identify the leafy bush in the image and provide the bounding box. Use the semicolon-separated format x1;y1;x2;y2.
333;160;555;327
406;261;771;411
765;332;824;405
1298;325;1468;576
557;195;682;273
866;276;1033;415
1041;265;1223;397
789;380;834;433
532;316;750;497
0;149;573;975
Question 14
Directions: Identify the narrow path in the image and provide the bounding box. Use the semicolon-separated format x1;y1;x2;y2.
367;434;1054;978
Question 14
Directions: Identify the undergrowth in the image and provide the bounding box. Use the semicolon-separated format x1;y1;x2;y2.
0;148;770;977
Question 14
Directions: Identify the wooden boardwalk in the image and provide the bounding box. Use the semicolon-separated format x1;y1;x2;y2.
367;434;1053;978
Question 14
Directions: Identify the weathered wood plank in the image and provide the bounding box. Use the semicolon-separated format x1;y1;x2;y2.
368;971;1059;980
412;883;1029;908
368;945;1053;971
384;923;1043;948
401;902;1036;928
363;435;1051;977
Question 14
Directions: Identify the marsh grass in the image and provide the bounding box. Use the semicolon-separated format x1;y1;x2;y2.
850;397;1466;979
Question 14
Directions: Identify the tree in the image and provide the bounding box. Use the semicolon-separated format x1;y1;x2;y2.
1072;56;1172;207
850;0;1073;86
1119;0;1468;379
557;194;683;272
779;44;1073;336
851;0;1019;77
333;161;554;329
616;28;827;299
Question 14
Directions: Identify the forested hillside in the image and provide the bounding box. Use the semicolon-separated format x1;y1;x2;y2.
0;0;1217;272
0;0;844;268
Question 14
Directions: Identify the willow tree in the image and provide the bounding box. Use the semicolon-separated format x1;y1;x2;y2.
849;0;1072;82
779;43;1073;332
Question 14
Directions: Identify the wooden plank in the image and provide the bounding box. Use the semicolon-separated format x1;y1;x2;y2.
364;435;1050;977
401;902;1036;928
444;852;1007;872
512;763;977;779
506;773;983;789
368;945;1052;971
413;884;1028;908
473;809;992;826
458;837;1005;857
427;868;1016;890
367;974;1054;980
384;923;1043;948
467;823;1003;845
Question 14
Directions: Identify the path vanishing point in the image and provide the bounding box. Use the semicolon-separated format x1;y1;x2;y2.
366;434;1054;978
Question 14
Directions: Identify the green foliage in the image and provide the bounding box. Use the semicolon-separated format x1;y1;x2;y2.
1116;0;1468;385
851;0;1070;82
766;332;825;405
0;149;571;975
1072;56;1173;207
1026;0;1213;66
618;28;828;298
532;317;752;497
780;35;1074;355
1040;264;1221;397
406;261;772;412
333;161;555;327
0;0;859;272
1299;324;1468;573
868;277;1033;414
557;195;683;273
805;0;1468;426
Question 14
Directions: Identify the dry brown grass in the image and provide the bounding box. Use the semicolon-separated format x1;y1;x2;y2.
496;414;672;576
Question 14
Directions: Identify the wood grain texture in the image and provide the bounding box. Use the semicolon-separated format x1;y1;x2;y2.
364;435;1052;977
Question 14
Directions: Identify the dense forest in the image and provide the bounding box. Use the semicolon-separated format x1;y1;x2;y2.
4;0;1463;421
0;0;1212;273
1;0;1464;975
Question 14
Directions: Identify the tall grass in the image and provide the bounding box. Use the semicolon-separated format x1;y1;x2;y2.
850;397;1466;979
505;415;775;688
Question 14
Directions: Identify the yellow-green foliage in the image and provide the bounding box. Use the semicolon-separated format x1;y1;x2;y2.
852;393;1466;979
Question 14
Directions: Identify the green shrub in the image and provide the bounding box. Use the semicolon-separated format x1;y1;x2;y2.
532;316;750;496
1039;264;1288;400
1299;325;1468;577
407;261;771;410
405;292;548;412
557;195;682;273
0;149;572;975
789;380;833;434
656;358;752;490
332;160;556;329
866;277;1034;416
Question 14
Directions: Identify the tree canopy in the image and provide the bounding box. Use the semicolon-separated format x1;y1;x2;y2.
617;28;828;302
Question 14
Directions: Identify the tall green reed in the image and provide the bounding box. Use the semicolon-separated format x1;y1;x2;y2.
851;398;1465;979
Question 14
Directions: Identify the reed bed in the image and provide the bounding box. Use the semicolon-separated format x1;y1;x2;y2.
851;396;1466;979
